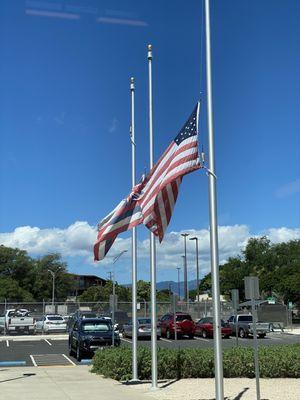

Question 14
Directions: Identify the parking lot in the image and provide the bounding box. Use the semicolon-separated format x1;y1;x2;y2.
0;332;299;367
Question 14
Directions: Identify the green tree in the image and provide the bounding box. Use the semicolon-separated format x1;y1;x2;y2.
0;277;35;302
199;237;300;305
33;253;74;301
79;281;131;302
137;280;151;302
157;289;172;302
0;245;36;294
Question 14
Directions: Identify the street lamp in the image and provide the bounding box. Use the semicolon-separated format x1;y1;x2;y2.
181;233;189;301
189;237;200;302
47;270;55;306
111;250;128;346
176;267;181;299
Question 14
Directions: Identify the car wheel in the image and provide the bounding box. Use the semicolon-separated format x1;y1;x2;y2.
157;336;161;341
224;335;230;339
258;334;266;339
239;328;246;338
121;330;126;338
202;330;208;338
188;333;194;339
166;329;172;340
76;344;83;362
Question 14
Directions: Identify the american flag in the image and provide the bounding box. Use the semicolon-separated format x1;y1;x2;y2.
94;103;201;260
93;179;145;261
138;102;201;241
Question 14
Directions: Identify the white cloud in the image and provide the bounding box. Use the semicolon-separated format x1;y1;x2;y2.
1;222;299;278
265;227;300;243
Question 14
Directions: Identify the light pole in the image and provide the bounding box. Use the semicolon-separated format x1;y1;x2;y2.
48;270;55;307
181;233;189;302
189;237;200;302
176;267;181;299
112;250;128;346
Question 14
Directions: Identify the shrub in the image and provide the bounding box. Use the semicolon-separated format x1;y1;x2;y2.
91;343;300;381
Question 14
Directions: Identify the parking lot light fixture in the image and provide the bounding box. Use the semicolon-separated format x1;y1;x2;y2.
189;237;200;302
47;270;55;307
181;233;189;303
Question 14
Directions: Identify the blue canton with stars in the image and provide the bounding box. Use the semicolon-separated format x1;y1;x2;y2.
174;104;198;146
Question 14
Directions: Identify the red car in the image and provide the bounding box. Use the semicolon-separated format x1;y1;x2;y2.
195;317;232;338
158;312;195;339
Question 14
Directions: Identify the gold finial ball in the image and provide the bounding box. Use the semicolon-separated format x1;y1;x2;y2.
148;44;152;51
131;77;134;83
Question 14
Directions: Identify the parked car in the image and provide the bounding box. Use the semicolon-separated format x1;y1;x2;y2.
35;315;67;333
227;314;269;338
1;309;35;334
67;310;98;331
195;317;232;338
122;317;161;339
158;312;195;339
69;317;120;361
97;315;120;334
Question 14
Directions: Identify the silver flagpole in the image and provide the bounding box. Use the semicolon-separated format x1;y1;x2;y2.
204;1;224;399
130;77;139;382
148;43;158;390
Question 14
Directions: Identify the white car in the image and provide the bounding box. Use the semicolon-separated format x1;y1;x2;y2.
35;315;67;333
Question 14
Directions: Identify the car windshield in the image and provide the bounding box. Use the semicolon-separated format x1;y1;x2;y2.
82;322;111;332
176;314;192;321
81;313;97;318
48;316;64;321
198;318;227;327
138;318;151;324
238;315;253;322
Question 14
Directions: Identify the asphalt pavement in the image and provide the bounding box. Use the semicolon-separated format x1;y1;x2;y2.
0;332;299;367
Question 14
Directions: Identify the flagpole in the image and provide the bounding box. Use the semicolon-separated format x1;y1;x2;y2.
148;43;158;390
130;77;139;382
204;1;224;400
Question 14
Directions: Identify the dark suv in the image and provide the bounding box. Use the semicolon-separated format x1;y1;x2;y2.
69;318;120;361
67;310;98;332
158;312;195;339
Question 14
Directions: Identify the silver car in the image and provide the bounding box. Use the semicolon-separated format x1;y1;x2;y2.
35;314;67;333
122;317;161;339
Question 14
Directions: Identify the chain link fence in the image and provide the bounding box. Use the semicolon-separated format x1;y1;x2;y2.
0;299;289;332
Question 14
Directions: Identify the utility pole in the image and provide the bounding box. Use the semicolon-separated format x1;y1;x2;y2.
176;267;181;299
190;237;200;302
181;233;189;302
48;270;55;307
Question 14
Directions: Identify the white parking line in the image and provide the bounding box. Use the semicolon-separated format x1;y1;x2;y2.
120;337;132;344
62;354;76;366
160;338;172;343
44;339;52;346
194;337;209;342
30;355;37;367
6;340;9;347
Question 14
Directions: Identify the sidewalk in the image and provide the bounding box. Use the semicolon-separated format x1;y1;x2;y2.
0;334;68;341
0;366;145;400
1;366;299;400
127;377;300;400
284;327;300;335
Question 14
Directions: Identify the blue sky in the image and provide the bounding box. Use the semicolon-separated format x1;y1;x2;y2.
0;0;299;284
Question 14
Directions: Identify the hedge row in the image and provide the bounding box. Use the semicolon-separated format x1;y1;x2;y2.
91;343;300;380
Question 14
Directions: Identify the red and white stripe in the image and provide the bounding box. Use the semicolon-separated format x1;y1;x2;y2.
138;103;201;241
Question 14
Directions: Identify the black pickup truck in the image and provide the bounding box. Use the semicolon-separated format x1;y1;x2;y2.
68;318;120;361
